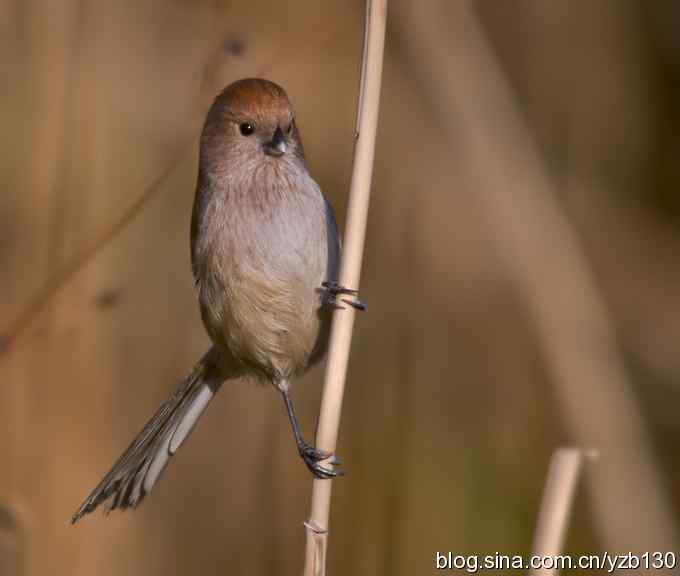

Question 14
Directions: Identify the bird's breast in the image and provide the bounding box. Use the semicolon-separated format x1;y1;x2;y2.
193;171;338;381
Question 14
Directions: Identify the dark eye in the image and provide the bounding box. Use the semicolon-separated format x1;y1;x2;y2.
239;122;255;136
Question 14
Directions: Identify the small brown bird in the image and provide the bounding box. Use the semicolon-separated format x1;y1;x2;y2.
72;78;362;523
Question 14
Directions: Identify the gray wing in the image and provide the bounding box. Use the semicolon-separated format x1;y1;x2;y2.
308;196;341;367
323;196;341;285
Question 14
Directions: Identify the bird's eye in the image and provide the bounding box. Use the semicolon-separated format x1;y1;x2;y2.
239;123;255;136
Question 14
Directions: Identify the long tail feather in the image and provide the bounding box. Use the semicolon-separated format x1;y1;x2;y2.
71;348;222;523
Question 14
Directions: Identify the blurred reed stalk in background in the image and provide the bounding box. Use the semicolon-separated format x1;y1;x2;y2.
394;0;679;556
530;447;595;576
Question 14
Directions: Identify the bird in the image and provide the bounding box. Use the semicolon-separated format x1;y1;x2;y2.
71;78;363;523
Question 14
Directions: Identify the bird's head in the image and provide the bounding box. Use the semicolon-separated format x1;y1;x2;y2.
200;78;305;170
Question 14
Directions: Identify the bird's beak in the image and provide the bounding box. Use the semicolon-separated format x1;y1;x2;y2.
263;126;287;157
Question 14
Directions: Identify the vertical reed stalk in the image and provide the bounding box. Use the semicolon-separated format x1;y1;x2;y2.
302;1;387;574
530;448;595;575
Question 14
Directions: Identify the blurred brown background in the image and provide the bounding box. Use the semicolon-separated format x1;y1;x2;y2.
2;0;680;574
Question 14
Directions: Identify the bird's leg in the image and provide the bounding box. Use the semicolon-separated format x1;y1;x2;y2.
280;386;343;479
320;281;367;311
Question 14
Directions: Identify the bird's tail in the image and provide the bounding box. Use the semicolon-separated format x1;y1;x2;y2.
71;347;223;523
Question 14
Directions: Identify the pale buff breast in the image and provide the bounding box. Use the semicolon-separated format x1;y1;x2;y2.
193;166;339;382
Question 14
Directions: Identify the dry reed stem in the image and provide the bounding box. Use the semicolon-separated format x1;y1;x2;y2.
302;1;387;575
530;448;595;575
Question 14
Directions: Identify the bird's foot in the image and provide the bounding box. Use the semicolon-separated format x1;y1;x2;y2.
321;281;367;311
298;441;344;479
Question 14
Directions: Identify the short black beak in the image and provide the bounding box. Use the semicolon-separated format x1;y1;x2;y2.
264;126;287;157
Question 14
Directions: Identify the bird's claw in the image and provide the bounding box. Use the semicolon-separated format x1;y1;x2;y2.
321;281;358;297
299;443;330;462
321;281;367;311
299;442;344;479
